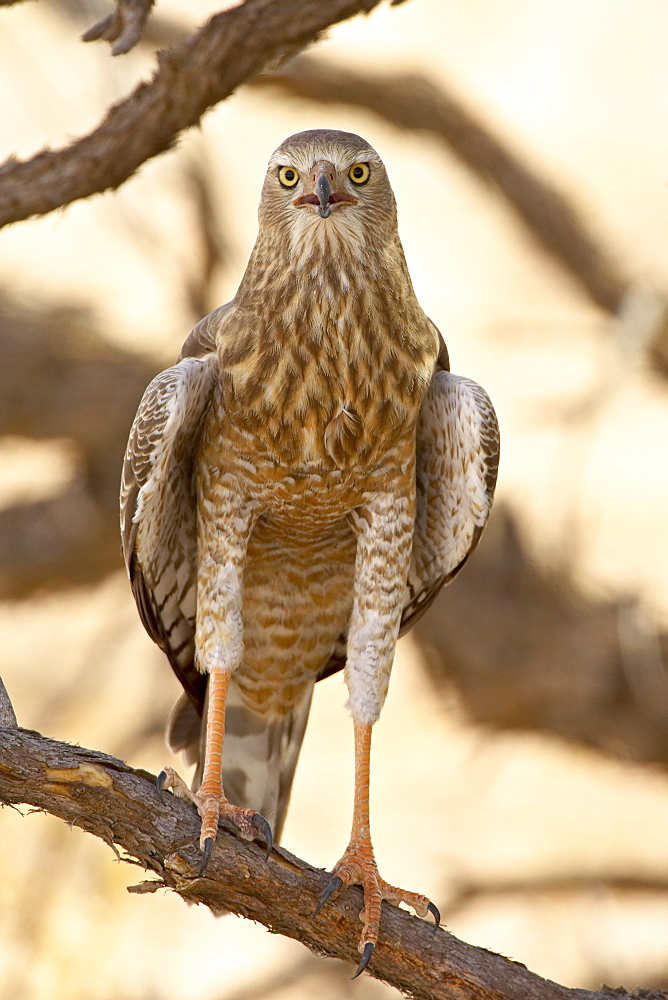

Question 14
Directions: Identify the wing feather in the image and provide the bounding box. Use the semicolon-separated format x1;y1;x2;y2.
120;352;218;713
401;368;499;631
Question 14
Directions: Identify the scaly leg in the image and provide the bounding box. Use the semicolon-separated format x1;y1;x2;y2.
159;478;271;869
316;721;439;976
316;491;439;976
159;669;272;871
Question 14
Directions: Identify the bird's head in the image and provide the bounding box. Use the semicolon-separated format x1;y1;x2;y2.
259;129;398;262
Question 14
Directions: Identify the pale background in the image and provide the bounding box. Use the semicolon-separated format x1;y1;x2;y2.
1;0;668;996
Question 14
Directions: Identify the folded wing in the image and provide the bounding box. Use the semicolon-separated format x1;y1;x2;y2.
403;368;499;630
120;352;218;716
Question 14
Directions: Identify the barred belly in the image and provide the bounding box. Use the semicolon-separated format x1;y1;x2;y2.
235;512;356;716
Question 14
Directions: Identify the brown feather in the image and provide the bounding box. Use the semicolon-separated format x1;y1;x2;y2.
120;129;498;838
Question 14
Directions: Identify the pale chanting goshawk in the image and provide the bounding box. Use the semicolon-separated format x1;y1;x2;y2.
120;129;499;975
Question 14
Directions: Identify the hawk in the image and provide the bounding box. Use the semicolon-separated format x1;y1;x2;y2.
120;129;499;975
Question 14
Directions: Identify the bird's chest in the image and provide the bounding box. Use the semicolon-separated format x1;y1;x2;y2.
198;409;413;536
216;325;427;475
198;361;419;526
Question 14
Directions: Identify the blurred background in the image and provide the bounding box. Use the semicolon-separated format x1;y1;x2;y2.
2;0;668;996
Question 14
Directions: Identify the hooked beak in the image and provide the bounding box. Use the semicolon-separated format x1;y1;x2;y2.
293;161;358;218
315;172;333;217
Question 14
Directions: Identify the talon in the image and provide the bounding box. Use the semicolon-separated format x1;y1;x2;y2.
251;813;273;859
156;769;167;800
198;836;214;876
428;900;441;929
314;875;343;917
351;941;374;979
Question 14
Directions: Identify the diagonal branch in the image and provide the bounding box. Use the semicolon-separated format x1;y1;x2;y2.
0;0;382;229
0;723;653;1000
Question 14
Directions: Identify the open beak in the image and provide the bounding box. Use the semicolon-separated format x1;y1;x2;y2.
294;160;358;218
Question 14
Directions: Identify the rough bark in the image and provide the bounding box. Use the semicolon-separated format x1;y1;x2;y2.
0;0;383;228
0;723;644;1000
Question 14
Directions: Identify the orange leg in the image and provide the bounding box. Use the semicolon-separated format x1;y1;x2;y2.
158;668;272;871
316;721;439;977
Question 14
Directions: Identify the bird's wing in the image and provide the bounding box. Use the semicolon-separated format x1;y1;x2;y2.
178;301;233;360
120;351;218;714
401;368;499;632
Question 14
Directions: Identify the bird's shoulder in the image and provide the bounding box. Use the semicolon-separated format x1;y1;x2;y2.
178;300;236;360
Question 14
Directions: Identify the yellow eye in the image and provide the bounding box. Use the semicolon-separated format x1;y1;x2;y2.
348;162;370;185
278;165;299;188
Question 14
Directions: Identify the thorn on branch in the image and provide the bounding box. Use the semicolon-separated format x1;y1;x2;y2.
127;878;169;894
0;676;17;729
82;0;155;56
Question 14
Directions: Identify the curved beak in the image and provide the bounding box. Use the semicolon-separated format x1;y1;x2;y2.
292;159;358;218
315;172;334;217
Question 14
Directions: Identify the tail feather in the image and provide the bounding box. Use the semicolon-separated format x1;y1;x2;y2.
166;692;200;765
165;678;314;843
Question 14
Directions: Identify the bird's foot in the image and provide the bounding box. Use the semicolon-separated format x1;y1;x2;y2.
156;765;196;803
315;838;440;978
156;766;273;872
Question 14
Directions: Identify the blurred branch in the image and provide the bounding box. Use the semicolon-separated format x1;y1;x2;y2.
260;56;630;317
0;0;384;228
181;154;231;319
0;296;157;596
414;508;668;767
81;0;155;56
262;54;668;365
0;725;637;1000
443;873;668;920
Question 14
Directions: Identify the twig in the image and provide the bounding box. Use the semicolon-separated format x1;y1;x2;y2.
82;0;155;56
0;0;382;229
0;726;626;1000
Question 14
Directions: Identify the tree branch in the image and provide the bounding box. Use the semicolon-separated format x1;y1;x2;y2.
0;0;382;229
81;0;155;56
0;723;625;1000
415;508;668;768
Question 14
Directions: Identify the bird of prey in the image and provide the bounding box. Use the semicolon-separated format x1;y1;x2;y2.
120;129;499;975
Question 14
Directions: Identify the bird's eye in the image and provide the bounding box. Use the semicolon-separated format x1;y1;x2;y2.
278;166;299;188
348;163;370;185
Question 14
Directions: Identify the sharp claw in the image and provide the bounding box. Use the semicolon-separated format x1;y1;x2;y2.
251;813;273;859
313;875;343;917
155;770;167;800
351;941;374;979
198;836;214;876
428;900;441;929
